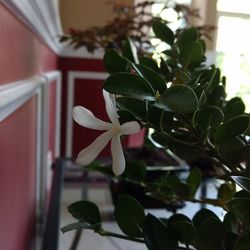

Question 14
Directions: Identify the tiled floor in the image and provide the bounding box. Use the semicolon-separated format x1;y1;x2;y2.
59;176;224;250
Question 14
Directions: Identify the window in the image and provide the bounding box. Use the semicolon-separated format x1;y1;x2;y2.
216;0;250;111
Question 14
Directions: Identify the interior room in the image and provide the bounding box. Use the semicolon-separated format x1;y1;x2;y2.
0;0;250;250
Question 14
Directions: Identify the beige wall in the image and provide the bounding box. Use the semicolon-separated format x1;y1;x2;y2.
191;0;218;50
59;0;134;32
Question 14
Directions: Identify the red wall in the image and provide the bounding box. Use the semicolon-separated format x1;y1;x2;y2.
0;4;58;250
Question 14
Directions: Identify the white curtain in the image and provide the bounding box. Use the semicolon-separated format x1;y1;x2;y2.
1;0;64;54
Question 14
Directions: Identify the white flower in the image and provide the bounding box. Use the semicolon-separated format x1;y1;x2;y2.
73;90;141;175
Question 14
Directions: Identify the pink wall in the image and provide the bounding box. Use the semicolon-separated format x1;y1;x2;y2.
0;3;58;250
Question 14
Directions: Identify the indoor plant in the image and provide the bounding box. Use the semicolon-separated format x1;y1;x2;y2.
62;20;250;250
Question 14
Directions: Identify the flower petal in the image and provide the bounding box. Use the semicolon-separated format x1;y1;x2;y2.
120;121;140;135
76;130;112;166
103;90;120;125
73;106;112;130
111;136;126;175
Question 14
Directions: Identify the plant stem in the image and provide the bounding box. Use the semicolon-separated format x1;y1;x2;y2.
98;229;145;244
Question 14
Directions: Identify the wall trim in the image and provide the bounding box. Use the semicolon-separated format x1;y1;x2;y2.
0;71;62;249
66;71;108;158
0;76;46;121
1;1;64;54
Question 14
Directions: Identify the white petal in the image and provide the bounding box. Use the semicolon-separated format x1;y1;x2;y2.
120;121;140;135
103;90;119;125
76;130;112;166
73;106;112;130
111;136;126;175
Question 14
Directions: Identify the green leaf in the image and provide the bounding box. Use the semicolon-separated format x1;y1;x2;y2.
194;217;225;250
232;176;250;193
218;138;246;165
123;160;147;182
214;115;250;144
116;97;147;120
218;183;234;202
104;72;155;101
171;221;195;246
68;201;101;225
114;195;145;237
155;84;198;114
61;221;101;233
168;214;192;224
224;232;238;250
192;208;219;228
103;49;128;73
224;97;245;120
206;69;221;94
139;57;159;72
234;232;250;250
227;198;250;229
152;21;174;45
143;214;178;250
122;37;139;63
179;42;203;69
207;85;226;106
193;106;224;132
177;28;199;52
167;137;204;161
132;63;167;93
187;167;202;197
148;106;173;132
223;212;239;233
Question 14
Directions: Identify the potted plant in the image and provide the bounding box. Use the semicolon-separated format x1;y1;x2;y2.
61;16;250;250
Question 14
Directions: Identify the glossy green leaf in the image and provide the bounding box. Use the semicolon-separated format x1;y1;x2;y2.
171;221;195;246
68;200;101;225
187;167;202;197
155;84;198;114
143;214;178;250
152;20;174;45
223;212;239;233
104;72;155;100
234;232;250;250
122;37;139;63
148;106;173;132
194;217;225;250
206;69;221;94
168;214;192;224
139;57;159;72
192;208;219;228
103;49;128;73
116;97;147;120
227;198;250;229
167;137;204;161
123;160;147;182
232;176;250;193
114;195;145;237
224;232;238;250
214;115;250;144
218;138;246;165
214;115;249;144
207;85;226;107
132;63;167;93
218;183;234;202
177;28;199;52
193;106;224;131
179;42;203;69
224;97;245;120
